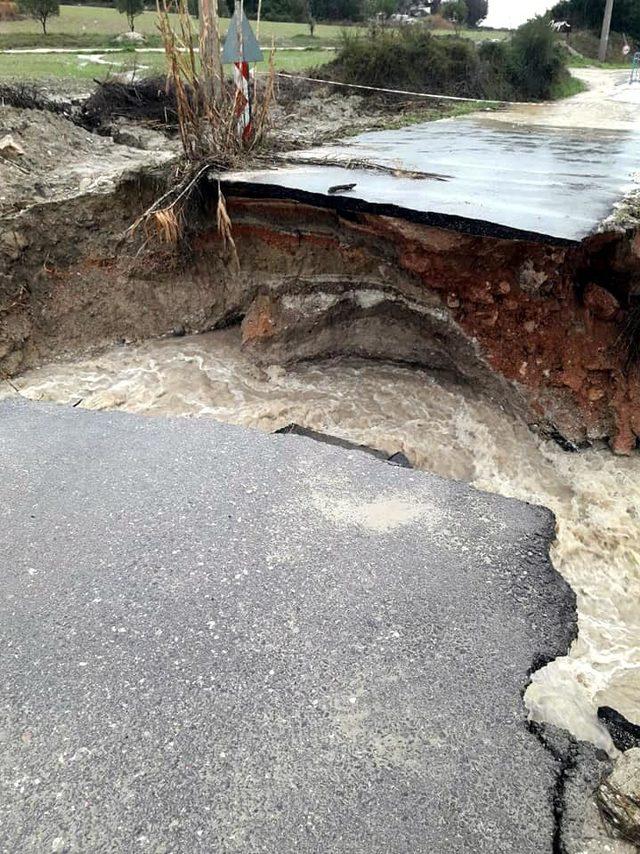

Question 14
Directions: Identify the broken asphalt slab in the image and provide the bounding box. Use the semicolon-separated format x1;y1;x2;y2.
0;399;601;852
221;117;640;242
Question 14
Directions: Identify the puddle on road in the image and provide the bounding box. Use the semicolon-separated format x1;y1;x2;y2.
4;327;640;753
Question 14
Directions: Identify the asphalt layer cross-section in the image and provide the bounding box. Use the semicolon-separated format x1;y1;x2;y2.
223;116;640;242
0;399;579;853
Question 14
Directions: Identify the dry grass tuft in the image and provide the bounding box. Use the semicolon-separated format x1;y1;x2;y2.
157;0;276;163
148;206;183;244
216;180;239;268
128;0;276;256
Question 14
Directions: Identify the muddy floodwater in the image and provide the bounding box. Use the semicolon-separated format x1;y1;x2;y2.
4;327;640;754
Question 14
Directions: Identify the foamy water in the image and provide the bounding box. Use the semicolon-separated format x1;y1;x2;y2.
4;328;640;755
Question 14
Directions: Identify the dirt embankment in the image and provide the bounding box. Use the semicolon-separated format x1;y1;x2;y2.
209;195;640;453
2;96;640;453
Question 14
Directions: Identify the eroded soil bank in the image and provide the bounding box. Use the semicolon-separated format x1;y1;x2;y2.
3;97;640;850
3;169;640;452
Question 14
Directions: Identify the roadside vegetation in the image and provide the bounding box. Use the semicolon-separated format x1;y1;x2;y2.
550;0;638;66
324;15;583;102
566;29;637;66
0;0;604;100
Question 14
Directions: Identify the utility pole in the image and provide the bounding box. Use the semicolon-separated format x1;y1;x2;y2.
598;0;615;63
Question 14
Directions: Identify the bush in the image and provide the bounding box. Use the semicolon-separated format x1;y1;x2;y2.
325;15;573;102
508;15;567;100
325;25;487;97
477;39;513;100
186;0;229;16
0;1;21;20
18;0;58;32
260;0;308;22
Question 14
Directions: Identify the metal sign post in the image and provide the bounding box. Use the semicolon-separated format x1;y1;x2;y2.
221;4;263;142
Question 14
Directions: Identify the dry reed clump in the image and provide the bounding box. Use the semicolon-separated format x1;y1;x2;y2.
129;0;275;257
156;0;275;160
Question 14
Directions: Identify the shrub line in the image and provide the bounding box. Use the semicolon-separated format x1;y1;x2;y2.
271;70;541;105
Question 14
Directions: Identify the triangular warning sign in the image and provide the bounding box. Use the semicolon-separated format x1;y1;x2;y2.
221;9;264;64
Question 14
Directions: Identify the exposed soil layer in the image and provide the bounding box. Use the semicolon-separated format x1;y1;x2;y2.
0;105;176;213
230;199;640;452
2;151;640;451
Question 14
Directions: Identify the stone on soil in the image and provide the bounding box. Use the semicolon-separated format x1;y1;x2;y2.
598;748;640;846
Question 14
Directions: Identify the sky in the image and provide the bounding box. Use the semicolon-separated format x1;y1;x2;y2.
482;0;557;29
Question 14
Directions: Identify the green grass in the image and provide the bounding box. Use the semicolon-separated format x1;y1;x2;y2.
0;4;354;46
0;6;508;49
434;27;509;42
565;52;631;69
0;46;333;80
0;31;157;49
549;73;588;99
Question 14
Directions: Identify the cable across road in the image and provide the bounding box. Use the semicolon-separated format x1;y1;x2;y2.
269;71;543;107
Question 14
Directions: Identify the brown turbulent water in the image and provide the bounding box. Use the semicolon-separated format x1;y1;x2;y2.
4;327;640;756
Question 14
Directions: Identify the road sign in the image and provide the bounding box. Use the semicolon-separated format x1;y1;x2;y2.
221;9;263;64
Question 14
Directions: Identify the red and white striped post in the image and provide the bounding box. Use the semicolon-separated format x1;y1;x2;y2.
221;3;263;144
233;60;252;142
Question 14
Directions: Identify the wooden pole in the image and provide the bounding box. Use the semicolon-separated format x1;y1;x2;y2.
598;0;615;64
256;0;262;40
199;0;223;106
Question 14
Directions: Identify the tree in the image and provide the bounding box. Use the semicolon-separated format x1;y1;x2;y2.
365;0;396;17
187;0;229;16
19;0;58;34
441;0;467;29
116;0;144;32
466;0;486;28
306;0;364;20
551;0;640;42
508;15;565;99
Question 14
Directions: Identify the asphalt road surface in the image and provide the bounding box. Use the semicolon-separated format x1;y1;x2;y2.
0;400;588;853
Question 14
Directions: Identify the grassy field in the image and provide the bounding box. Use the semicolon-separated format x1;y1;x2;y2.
433;27;509;42
0;4;508;48
0;46;332;80
0;5;355;47
566;53;630;69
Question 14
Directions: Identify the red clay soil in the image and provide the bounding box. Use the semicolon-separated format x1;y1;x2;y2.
227;198;640;453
